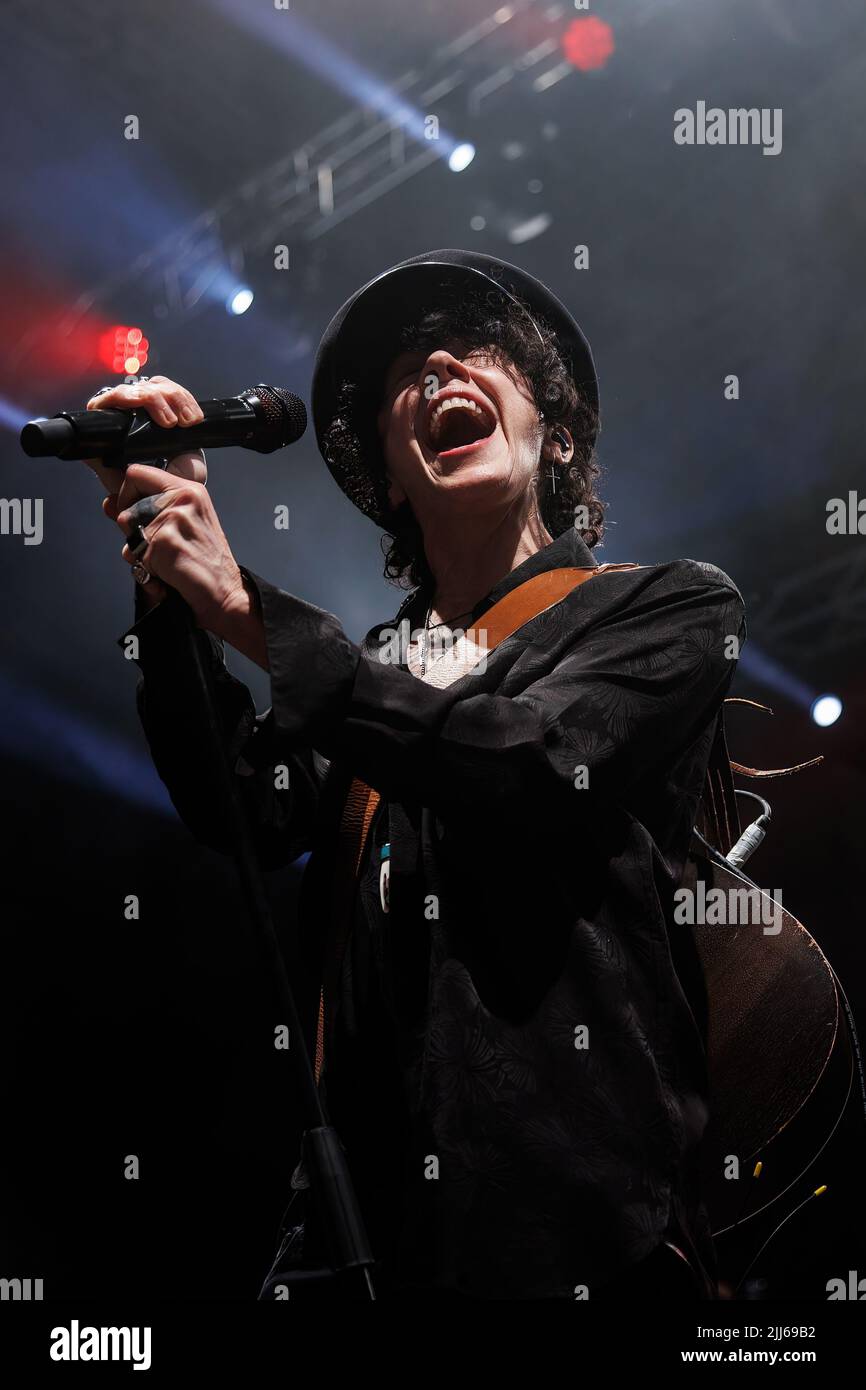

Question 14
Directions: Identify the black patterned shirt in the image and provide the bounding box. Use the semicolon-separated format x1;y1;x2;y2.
121;526;746;1298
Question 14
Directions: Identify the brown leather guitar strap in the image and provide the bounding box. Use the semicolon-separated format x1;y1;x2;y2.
313;562;640;1085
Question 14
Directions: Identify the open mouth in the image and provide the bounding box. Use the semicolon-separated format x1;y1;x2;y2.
426;394;497;456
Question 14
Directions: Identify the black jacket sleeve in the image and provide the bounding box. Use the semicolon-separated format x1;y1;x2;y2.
243;559;747;833
117;580;324;869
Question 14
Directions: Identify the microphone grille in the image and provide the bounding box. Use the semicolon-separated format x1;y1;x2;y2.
253;384;307;444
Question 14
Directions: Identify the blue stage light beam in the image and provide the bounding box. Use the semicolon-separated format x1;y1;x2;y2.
0;397;31;432
737;643;818;712
206;0;468;164
0;673;173;816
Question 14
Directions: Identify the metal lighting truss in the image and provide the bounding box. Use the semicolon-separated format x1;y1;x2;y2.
33;1;577;343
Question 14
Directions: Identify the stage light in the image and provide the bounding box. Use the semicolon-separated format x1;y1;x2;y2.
227;287;254;316
99;326;149;375
507;212;552;245
448;143;476;173
562;16;615;72
811;694;842;727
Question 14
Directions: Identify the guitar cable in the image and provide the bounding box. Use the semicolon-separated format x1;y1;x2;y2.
725;789;772;870
733;1186;830;1297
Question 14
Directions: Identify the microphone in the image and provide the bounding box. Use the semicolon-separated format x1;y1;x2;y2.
19;385;307;466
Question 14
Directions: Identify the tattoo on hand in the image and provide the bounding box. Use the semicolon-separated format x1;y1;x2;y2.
126;495;167;527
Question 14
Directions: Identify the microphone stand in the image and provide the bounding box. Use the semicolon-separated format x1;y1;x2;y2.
155;587;377;1302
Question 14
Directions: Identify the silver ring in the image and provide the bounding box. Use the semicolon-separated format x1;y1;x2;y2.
131;563;151;585
127;524;149;559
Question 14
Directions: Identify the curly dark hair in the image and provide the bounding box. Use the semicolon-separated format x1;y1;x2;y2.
322;281;606;593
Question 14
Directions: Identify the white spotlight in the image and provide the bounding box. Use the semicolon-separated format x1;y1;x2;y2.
227;287;254;316
811;694;842;727
448;143;476;173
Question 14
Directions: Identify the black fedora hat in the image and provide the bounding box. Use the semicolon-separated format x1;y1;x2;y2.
311;248;599;528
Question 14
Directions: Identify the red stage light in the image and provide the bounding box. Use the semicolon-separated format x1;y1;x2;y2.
99;325;149;373
562;16;615;72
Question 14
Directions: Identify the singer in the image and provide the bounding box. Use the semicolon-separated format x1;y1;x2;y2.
92;250;746;1301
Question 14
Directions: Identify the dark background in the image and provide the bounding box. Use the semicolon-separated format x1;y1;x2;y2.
1;0;864;1299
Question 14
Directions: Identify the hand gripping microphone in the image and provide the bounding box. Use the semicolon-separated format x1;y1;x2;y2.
20;385;307;467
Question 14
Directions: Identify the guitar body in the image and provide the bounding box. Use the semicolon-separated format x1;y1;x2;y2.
680;845;852;1237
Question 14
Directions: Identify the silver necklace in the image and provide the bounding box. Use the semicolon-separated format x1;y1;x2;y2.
418;602;474;675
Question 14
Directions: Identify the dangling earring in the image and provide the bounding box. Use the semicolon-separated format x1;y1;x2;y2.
548;428;572;495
